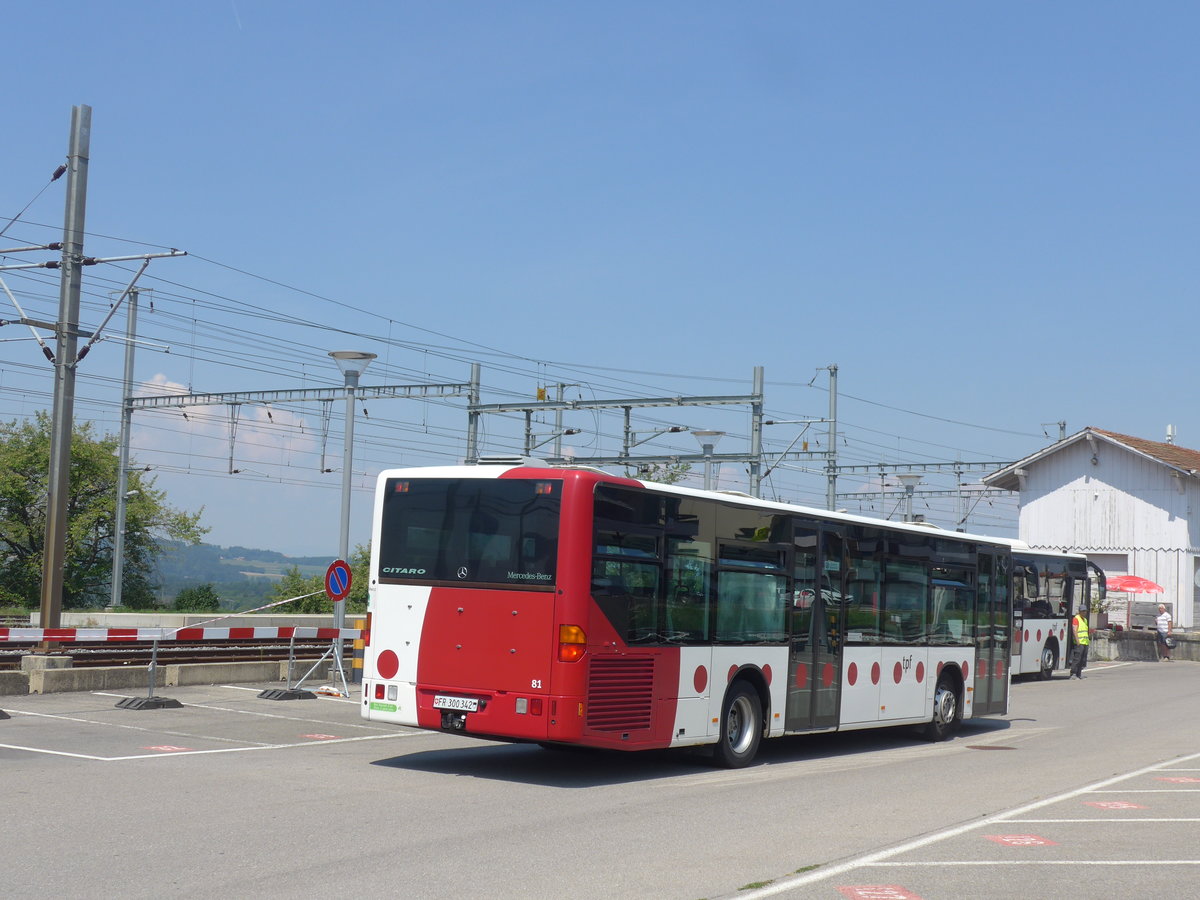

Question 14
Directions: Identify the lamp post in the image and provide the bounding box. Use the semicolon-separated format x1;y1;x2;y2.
692;430;725;491
328;351;375;632
896;473;922;522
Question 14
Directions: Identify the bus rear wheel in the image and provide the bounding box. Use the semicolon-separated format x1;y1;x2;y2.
923;676;960;742
712;681;762;768
1038;644;1058;680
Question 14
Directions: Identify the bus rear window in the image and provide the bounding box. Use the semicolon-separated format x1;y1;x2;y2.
377;478;561;588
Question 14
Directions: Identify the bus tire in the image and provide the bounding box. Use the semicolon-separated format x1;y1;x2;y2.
923;675;960;742
713;681;763;768
1038;643;1058;680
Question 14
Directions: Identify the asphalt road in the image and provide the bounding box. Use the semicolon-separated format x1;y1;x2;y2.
2;659;1197;900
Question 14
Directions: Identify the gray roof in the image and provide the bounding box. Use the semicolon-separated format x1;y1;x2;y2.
984;427;1200;491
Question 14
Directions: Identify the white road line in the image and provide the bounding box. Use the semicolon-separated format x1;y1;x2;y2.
734;748;1200;898
863;860;1200;867
1087;789;1200;793
86;690;386;730
219;684;360;703
3;707;273;745
0;730;423;762
0;743;109;761
999;818;1200;823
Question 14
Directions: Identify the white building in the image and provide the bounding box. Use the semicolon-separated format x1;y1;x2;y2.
984;427;1199;630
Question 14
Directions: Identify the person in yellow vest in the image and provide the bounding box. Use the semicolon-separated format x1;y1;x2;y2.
1070;603;1090;679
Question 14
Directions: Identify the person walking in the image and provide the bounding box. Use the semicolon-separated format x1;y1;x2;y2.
1070;602;1090;679
1155;603;1174;661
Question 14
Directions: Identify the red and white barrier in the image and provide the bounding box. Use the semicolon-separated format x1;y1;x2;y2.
0;626;360;643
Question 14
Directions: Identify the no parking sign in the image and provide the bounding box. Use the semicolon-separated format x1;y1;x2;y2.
325;559;352;602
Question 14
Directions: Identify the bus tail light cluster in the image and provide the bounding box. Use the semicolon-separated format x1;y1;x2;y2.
515;697;544;715
372;683;398;701
558;624;586;662
363;611;372;647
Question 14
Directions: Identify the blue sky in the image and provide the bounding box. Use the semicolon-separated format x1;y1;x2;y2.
2;2;1197;557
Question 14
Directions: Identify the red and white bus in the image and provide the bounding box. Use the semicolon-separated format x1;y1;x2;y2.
360;460;1014;766
1010;549;1106;679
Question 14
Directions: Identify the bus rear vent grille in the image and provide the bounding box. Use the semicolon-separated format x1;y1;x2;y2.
586;656;654;732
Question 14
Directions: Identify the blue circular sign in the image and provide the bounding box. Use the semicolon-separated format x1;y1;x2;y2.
325;559;352;602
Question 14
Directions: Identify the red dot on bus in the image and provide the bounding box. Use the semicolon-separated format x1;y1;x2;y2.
847;662;858;686
1024;629;1030;642
762;664;773;685
1036;629;1042;642
893;662;903;684
376;649;399;680
916;662;925;683
693;666;708;693
822;662;835;688
871;662;881;685
727;665;738;683
795;663;808;688
996;660;1005;678
962;661;970;678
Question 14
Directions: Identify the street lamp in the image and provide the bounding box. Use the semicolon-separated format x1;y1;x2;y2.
328;351;375;632
896;473;923;522
692;430;725;491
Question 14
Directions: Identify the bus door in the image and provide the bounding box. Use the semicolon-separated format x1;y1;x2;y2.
786;525;841;731
973;550;1011;715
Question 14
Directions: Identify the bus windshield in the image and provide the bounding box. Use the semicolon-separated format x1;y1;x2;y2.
377;477;561;588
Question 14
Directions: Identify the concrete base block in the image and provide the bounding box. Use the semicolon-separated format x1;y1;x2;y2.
30;666;165;694
164;660;290;686
21;654;73;673
0;671;30;696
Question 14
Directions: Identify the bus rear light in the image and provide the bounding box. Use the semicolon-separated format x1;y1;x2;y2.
558;624;586;662
374;684;385;700
516;697;545;716
363;611;372;647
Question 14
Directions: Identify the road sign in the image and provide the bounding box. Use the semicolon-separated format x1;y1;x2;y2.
325;559;352;602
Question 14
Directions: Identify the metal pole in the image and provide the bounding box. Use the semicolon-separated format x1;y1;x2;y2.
111;288;138;608
703;443;714;491
40;105;91;631
336;368;359;632
553;383;565;458
465;363;480;462
749;366;763;497
826;364;838;510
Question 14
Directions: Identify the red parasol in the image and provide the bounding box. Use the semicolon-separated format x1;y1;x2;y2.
1106;574;1164;594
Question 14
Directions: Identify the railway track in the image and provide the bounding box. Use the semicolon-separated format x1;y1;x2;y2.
0;637;346;671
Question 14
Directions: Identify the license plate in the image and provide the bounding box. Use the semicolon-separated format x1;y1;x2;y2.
433;695;479;712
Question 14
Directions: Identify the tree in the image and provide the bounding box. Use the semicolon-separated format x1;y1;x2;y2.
269;544;369;616
0;412;208;610
174;583;221;612
630;461;693;484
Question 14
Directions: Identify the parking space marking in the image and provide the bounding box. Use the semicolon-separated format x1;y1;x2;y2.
858;860;1200;867
0;730;421;762
4;706;283;747
1088;789;1200;793
1001;818;1200;823
220;684;359;703
736;748;1200;898
89;690;385;729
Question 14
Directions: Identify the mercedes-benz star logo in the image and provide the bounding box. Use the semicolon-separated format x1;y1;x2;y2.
457;567;468;579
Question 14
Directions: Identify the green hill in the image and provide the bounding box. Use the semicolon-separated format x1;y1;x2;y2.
153;541;333;609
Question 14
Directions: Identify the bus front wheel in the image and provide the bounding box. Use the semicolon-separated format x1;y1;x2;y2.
1038;643;1058;680
923;676;960;742
713;681;763;768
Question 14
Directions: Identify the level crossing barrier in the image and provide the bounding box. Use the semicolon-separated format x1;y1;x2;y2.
0;626;362;711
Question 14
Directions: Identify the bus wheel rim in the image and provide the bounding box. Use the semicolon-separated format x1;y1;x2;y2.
727;695;755;754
